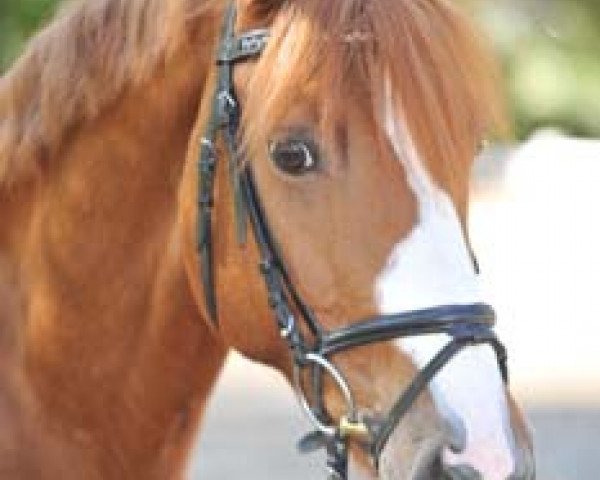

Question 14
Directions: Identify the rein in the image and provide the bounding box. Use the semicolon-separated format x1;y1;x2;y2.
197;4;508;479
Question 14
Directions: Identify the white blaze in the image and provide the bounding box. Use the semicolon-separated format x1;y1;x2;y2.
376;89;515;479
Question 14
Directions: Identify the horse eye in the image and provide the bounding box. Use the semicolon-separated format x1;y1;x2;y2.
269;140;318;176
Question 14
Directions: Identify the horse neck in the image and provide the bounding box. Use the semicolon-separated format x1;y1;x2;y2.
0;3;229;478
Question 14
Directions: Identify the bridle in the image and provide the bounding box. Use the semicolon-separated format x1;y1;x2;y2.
196;4;508;479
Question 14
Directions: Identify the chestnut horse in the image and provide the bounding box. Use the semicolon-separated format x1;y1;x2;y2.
0;0;533;478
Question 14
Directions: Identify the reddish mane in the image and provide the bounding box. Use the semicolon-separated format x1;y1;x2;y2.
0;0;220;187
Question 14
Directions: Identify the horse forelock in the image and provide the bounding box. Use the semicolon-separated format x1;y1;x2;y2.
0;0;505;192
0;0;222;188
242;0;506;195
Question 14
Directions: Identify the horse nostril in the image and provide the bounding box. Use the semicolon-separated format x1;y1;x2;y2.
442;464;483;480
413;449;481;480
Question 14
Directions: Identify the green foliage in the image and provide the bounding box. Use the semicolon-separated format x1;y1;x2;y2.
473;0;600;139
1;0;598;139
0;0;59;71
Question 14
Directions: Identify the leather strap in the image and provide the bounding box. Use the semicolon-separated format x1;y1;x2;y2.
370;320;507;460
197;5;269;324
319;303;497;356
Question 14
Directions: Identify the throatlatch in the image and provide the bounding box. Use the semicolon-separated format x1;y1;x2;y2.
197;4;508;479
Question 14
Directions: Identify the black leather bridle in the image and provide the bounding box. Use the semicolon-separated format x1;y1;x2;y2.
196;4;508;479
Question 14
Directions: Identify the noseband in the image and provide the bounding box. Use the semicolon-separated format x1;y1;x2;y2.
197;5;508;479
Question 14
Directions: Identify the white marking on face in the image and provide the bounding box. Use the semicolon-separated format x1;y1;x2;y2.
376;86;515;478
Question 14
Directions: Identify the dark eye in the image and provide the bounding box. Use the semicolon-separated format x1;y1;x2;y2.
269;139;318;176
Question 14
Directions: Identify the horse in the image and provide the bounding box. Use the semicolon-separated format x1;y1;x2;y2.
0;0;534;478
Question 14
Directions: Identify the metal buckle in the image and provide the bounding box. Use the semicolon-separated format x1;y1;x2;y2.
199;139;216;173
279;314;295;339
338;415;370;440
218;29;270;63
216;91;237;126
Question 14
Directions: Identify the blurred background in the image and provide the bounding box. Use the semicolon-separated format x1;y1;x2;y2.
2;0;599;478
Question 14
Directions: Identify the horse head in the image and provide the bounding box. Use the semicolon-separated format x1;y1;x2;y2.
179;0;535;478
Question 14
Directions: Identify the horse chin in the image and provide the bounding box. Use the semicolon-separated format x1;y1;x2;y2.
349;461;378;480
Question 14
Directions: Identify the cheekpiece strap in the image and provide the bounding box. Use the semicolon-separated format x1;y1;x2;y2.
197;4;270;326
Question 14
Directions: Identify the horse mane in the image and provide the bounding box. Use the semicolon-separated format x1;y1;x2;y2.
243;0;506;193
1;0;504;190
0;0;220;187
